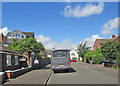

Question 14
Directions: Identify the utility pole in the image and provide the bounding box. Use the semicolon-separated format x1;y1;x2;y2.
1;25;3;45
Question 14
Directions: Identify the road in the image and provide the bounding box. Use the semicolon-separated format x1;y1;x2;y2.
47;62;118;84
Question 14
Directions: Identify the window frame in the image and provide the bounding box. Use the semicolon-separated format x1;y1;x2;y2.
18;34;21;38
8;34;12;38
13;34;16;38
21;34;25;38
15;34;17;38
6;55;11;66
15;56;18;65
53;50;67;57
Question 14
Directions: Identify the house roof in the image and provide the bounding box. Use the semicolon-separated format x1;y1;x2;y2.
22;32;34;38
94;35;120;45
94;39;110;45
0;44;20;54
71;49;79;52
93;39;110;48
7;29;34;38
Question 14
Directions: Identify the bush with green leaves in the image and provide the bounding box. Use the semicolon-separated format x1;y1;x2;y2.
84;48;105;64
101;40;120;63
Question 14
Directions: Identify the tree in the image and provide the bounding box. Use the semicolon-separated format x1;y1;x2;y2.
84;48;105;64
101;40;120;63
84;51;95;61
8;38;45;66
77;42;91;61
92;48;105;64
116;53;120;64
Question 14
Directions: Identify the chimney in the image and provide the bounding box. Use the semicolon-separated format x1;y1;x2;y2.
0;33;3;43
53;48;55;50
112;35;116;38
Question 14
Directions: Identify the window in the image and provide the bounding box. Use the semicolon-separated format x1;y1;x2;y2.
71;53;75;56
7;55;11;66
15;34;17;37
15;56;18;65
9;34;11;36
8;34;12;38
21;35;24;38
18;34;20;38
53;50;67;57
13;34;15;37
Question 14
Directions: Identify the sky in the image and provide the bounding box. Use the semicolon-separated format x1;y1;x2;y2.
1;2;119;50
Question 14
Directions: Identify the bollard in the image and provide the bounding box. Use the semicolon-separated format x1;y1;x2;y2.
114;64;117;69
119;64;120;68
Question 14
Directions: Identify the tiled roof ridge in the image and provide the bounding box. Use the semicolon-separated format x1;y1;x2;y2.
96;39;109;40
22;32;34;33
7;29;34;35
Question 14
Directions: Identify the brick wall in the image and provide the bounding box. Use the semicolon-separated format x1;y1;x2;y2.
2;53;21;72
0;53;2;72
37;58;51;68
93;41;102;51
0;33;7;44
0;35;2;43
20;61;28;68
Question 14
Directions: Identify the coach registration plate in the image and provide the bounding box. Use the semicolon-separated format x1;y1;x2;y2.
59;64;64;66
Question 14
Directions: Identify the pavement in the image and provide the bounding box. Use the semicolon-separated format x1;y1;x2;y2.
2;62;119;86
80;62;118;78
3;64;53;86
47;62;118;85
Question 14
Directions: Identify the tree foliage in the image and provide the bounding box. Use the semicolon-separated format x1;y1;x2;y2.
8;38;45;59
84;51;96;61
77;42;91;61
84;48;105;64
101;40;120;63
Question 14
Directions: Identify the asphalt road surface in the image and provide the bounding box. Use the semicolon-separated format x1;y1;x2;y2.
47;62;118;84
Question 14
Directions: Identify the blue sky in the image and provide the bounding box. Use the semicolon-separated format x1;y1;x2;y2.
1;2;118;49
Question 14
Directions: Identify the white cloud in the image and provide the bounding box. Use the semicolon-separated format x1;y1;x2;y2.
81;35;103;50
35;35;51;43
0;27;9;36
45;39;76;50
65;0;72;2
36;35;103;50
101;17;120;35
62;2;104;18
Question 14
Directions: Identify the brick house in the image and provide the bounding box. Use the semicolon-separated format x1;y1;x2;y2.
93;39;109;51
0;44;22;72
0;33;10;47
93;35;120;51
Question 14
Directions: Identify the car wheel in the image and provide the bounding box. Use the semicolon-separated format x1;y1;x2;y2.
65;69;70;72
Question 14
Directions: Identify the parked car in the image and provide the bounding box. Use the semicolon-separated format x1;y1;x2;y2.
70;59;76;62
70;58;77;62
100;60;118;64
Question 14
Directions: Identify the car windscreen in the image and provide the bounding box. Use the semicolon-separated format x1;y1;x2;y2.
53;50;67;57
